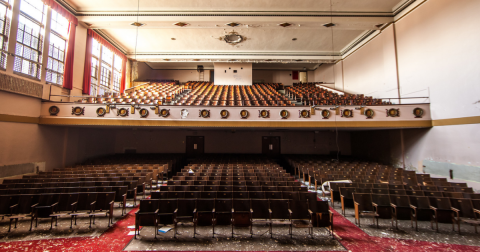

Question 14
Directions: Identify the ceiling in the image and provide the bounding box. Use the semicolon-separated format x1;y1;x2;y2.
60;0;418;63
145;62;321;71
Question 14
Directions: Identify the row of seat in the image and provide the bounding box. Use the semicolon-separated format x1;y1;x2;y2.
178;82;293;106
135;198;332;239
152;191;317;200
342;192;480;234
285;83;391;106
0;192;118;232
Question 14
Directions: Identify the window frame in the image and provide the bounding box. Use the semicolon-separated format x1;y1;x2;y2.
13;0;47;80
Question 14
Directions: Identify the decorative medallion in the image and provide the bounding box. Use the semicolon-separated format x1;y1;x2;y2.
222;30;246;45
386;108;400;117
321;109;330;119
364;108;374;119
259;110;270;118
278;22;293;27
220;110;229;119
139;108;149;118
160;109;170;117
299;109;310;118
342;109;353;118
226;22;241;27
199;109;210;118
240;110;249;119
280;110;289;119
174;22;189;27
181;109;189;119
71;106;84;116
413;108;424;118
117;108;129;117
96;107;106;117
49;106;60;116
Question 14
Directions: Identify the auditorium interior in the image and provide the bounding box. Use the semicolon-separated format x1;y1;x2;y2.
0;0;479;251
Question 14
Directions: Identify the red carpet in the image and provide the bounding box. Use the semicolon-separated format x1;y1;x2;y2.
1;203;479;251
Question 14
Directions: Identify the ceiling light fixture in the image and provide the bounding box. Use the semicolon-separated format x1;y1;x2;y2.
278;22;293;27
171;38;176;40
174;22;189;27
323;23;335;28
375;23;384;28
292;38;297;41
131;22;145;27
226;22;241;27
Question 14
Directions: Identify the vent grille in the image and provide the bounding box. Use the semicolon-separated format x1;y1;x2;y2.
0;71;43;98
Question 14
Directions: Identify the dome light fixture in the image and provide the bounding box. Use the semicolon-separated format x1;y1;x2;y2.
130;22;145;27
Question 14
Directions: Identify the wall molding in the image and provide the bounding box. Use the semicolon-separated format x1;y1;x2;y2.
432;116;480;127
0;114;40;124
37;117;433;128
3;113;478;128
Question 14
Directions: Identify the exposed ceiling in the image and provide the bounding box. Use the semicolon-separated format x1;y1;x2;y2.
60;0;418;63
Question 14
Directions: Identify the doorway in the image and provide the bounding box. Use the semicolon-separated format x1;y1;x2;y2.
262;136;281;157
186;136;205;158
299;71;307;83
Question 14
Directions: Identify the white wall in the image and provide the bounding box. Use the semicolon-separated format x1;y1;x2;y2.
214;63;252;85
137;62;210;83
347;0;480;172
395;0;480;119
313;63;344;90
341;25;399;99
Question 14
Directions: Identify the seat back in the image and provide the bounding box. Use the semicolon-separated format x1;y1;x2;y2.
409;196;430;209
177;199;196;217
428;197;451;210
353;193;374;212
139;199;160;213
372;194;390;206
233;199;251;213
390;195;410;208
450;198;476;218
269;199;290;219
197;199;215;212
158;199;177;214
215;199;232;213
290;200;311;219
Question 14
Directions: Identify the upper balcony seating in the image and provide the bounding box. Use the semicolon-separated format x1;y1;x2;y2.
285;83;392;106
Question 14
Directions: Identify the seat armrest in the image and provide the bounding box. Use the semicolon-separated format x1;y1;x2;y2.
390;203;397;208
429;206;437;211
212;208;215;213
372;203;378;207
193;208;197;214
451;207;460;213
155;209;159;214
268;209;272;214
410;204;417;209
231;208;234;213
354;202;360;206
51;202;58;207
288;209;293;214
250;208;254;214
474;209;480;215
31;203;39;208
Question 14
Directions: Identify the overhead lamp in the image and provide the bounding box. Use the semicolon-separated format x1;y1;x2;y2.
130;22;145;27
323;23;335;28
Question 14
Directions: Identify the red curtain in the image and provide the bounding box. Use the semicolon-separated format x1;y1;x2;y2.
42;0;78;25
292;71;299;80
82;29;128;94
82;31;93;95
42;0;78;90
120;59;127;93
62;22;76;90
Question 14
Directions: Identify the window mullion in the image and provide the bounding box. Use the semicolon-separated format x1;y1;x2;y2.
40;6;51;83
5;0;21;74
